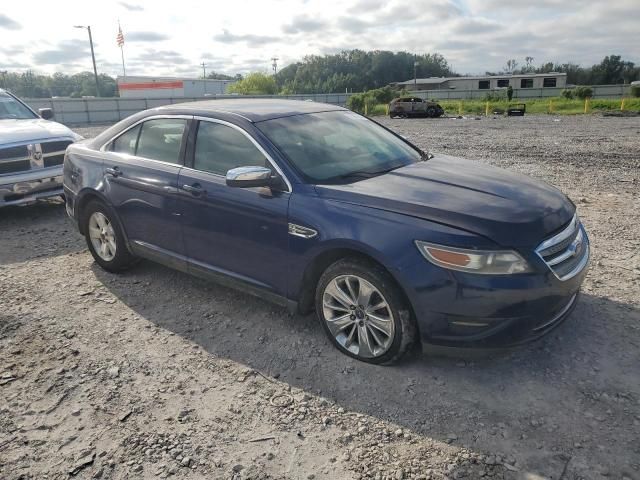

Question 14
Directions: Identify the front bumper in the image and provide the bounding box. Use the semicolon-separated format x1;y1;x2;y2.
0;167;63;207
399;234;590;348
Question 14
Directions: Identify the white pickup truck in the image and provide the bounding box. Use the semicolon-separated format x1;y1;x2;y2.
0;89;82;207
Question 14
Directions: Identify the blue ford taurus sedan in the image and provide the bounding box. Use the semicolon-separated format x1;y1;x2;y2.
63;99;589;364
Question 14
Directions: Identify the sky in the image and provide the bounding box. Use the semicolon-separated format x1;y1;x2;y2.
0;0;638;79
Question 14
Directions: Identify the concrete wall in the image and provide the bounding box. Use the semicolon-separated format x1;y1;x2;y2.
23;93;351;125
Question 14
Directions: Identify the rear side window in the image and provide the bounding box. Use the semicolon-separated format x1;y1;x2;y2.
136;119;187;164
193;121;266;176
111;124;140;155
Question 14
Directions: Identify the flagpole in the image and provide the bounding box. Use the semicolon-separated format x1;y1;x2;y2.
118;20;126;78
120;46;126;77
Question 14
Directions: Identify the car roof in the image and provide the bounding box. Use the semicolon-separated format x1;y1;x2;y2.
153;98;347;122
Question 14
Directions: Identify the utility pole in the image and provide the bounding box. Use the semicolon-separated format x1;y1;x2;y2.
414;54;418;90
200;62;207;95
271;57;278;75
0;70;7;89
74;25;100;97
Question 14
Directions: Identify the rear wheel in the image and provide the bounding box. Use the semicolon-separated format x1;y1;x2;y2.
83;200;138;272
315;258;416;364
426;106;437;118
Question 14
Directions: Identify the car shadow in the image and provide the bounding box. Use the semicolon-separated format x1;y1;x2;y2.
0;199;85;265
93;259;640;478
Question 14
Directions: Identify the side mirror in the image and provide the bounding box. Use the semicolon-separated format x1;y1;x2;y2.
226;166;275;188
39;108;54;120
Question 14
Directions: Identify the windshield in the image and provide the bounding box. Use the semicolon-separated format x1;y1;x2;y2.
257;110;423;184
0;91;38;120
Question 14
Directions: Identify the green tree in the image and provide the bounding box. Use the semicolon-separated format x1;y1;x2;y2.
275;49;455;94
227;72;278;95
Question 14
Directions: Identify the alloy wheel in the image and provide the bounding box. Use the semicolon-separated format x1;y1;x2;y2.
322;274;395;358
88;212;117;261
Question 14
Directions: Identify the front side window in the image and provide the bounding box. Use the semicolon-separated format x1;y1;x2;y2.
193;121;266;176
136;119;187;164
0;91;37;120
520;78;534;88
111;124;141;155
257;111;423;184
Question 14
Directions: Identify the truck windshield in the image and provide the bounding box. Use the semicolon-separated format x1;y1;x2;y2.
0;91;38;120
257;110;423;184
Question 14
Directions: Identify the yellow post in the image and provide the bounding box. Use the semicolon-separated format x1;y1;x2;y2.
458;101;463;116
364;103;368;116
485;101;490;116
584;98;591;114
549;99;554;114
621;98;626;111
386;104;389;115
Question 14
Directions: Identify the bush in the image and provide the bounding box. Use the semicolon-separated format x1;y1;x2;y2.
507;85;513;101
561;89;574;99
227;72;277;95
347;86;401;114
573;86;593;99
631;85;640;98
483;90;505;102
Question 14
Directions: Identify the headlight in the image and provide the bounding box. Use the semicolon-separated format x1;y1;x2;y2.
415;241;532;274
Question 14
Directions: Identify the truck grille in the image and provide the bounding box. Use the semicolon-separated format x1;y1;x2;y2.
536;214;589;281
0;139;73;175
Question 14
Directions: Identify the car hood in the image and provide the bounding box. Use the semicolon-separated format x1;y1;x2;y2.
0;118;81;146
314;155;575;248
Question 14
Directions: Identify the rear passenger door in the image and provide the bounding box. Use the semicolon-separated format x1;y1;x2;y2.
177;119;290;296
102;116;190;258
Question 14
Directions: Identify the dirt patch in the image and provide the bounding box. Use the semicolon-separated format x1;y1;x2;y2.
1;115;639;479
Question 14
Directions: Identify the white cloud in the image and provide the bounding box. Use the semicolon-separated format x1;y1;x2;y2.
0;0;636;78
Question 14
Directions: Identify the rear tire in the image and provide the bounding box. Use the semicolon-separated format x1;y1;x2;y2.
315;258;416;365
82;200;138;273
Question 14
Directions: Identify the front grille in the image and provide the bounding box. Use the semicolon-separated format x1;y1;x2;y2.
41;140;73;154
0;145;28;160
43;154;65;168
0;139;72;175
536;215;589;281
0;160;30;174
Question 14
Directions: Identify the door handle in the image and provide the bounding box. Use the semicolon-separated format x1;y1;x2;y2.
105;167;122;177
182;183;206;196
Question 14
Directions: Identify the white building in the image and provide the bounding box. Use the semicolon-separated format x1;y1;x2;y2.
395;73;567;91
117;76;236;98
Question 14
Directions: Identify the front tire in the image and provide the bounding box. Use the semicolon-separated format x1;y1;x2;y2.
315;258;416;364
83;200;138;273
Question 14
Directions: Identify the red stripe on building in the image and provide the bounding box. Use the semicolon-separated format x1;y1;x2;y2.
118;81;184;90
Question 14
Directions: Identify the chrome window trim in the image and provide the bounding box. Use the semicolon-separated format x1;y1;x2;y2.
192;115;292;193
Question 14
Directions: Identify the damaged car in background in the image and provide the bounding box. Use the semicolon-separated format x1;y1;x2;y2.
0;88;82;207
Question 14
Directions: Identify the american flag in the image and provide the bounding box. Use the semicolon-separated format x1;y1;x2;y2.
117;25;125;47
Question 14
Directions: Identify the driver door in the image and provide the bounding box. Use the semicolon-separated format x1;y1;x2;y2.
177;119;290;297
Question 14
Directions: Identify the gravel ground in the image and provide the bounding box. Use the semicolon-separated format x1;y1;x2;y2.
1;114;639;480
